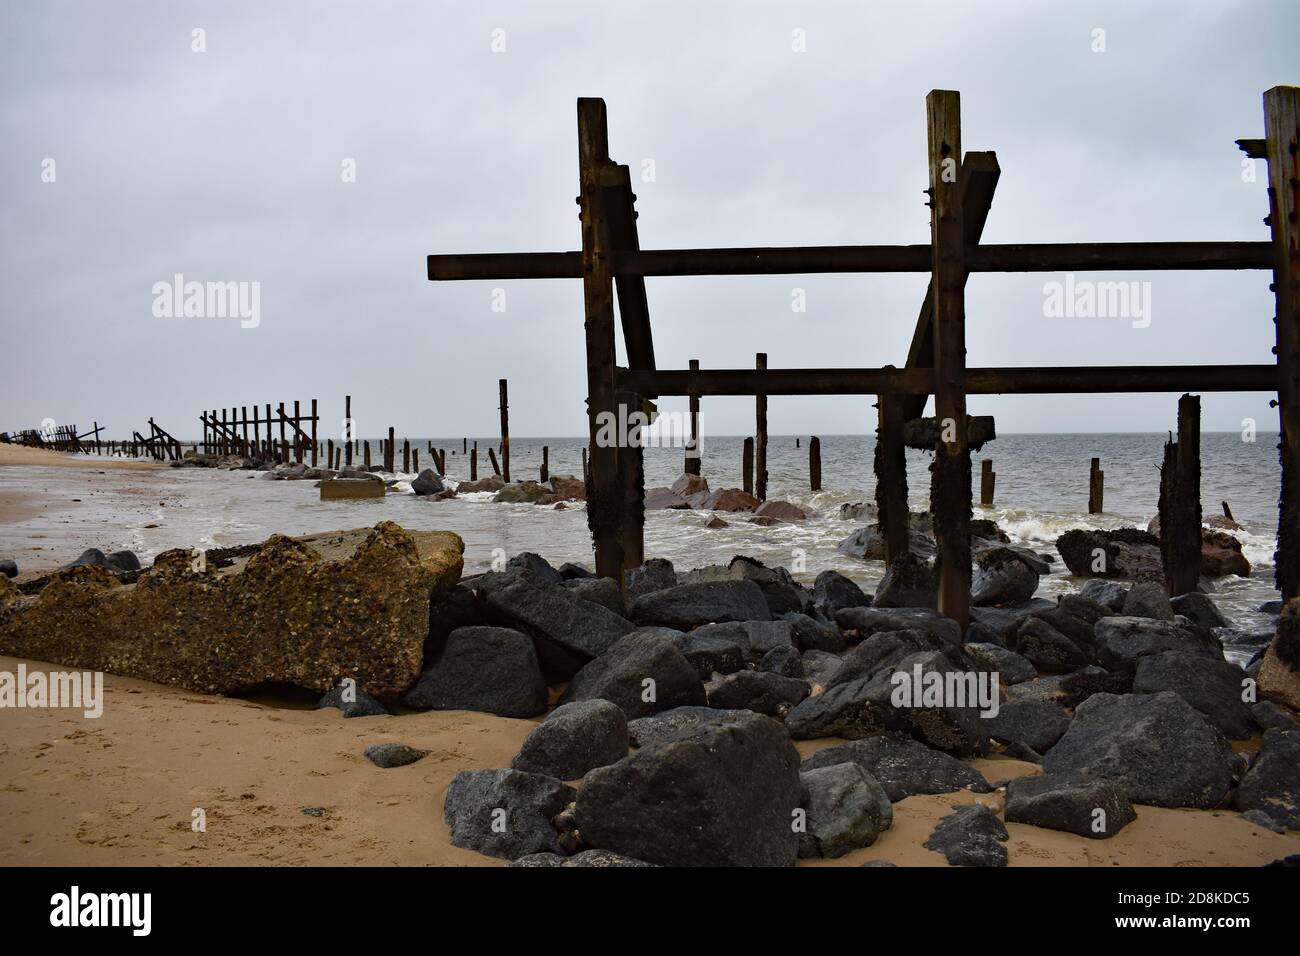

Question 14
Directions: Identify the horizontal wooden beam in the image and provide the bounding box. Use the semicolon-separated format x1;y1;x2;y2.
616;364;1277;396
428;241;1272;280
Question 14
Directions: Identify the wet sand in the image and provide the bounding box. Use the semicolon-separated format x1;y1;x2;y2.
1;655;1295;867
0;445;163;471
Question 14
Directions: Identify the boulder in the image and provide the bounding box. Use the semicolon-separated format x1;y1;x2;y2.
797;763;893;859
1133;650;1253;739
1094;616;1219;668
923;804;1008;867
812;570;871;619
671;629;746;681
494;481;557;504
1200;529;1251;578
835;606;963;646
985;699;1071;753
1042;692;1235;809
972;547;1040;607
1080;579;1127;612
967;599;1057;645
1232;728;1300;830
1012;617;1090;673
1171;591;1227;630
1259;599;1300;711
723;556;810;616
628;580;770;630
753;500;809;522
0;523;462;699
455;476;506;493
574;712;802;866
558;630;706;719
625;706;752;749
403;626;547;718
757;643;804;679
425;583;483;663
837;525;936;562
548;475;586;501
1055;527;1162;580
800;735;991;801
1004;772;1136;839
670;473;709;499
364;743;429;768
801;649;843;687
1251;700;1300;733
1121;582;1174;621
61;548;142;575
1032;595;1114;656
505;552;561;584
965;642;1037;685
316;683;390;718
705;669;810;717
871;553;937;609
474;570;635;678
688;488;759;512
626;558;678;599
562;577;626;617
782;611;847;653
411;469;445;496
0;560;16;579
644;487;690;510
511;700;629;780
443;768;577;861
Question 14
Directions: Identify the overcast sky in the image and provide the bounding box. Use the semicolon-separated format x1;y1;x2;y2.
1;0;1296;442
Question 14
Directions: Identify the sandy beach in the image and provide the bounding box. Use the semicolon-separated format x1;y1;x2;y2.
1;655;1294;867
0;445;163;471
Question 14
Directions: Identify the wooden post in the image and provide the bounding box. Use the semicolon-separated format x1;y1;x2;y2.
685;358;702;476
581;446;589;484
463;437;467;454
1266;86;1300;599
755;352;768;501
578;98;623;578
875;390;909;564
364;440;371;470
927;89;970;630
1088;458;1104;513
488;447;502;476
327;439;334;470
541;446;549;483
499;378;511;483
310;399;318;466
344;396;353;466
980;458;995;508
471;442;478;481
292;400;302;463
384;427;393;472
742;437;754;496
403;438;410;474
1159;394;1203;596
809;436;822;491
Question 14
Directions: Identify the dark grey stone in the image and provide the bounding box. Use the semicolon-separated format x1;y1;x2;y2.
626;558;678;599
443;768;577;861
1013;617;1089;673
316;684;390;718
923;804;1008;867
801;735;991;801
835;606;963;646
1233;728;1300;829
1003;772;1136;839
364;743;429;768
625;706;751;749
985;699;1071;753
797;762;893;858
812;570;871;619
757;643;805;678
628;580;771;630
966;642;1037;684
782;611;847;653
1133;650;1253;739
512;700;629;780
1122;582;1175;621
557;629;705;719
411;468;445;496
705;669;810;717
403;626;547;718
1080;579;1127;612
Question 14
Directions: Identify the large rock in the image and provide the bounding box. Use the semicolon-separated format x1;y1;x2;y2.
785;648;991;756
671;473;709;499
1055;527;1162;580
506;552;561;584
871;553;937;609
965;642;1037;685
1004;772;1136;839
1094;616;1219;668
558;630;705;719
628;580;770;630
316;683;390;718
1259;599;1300;711
1042;692;1235;808
475;570;635;678
1132;650;1253;739
1032;595;1114;657
753;500;809;523
705;669;810;717
923;804;1008;867
644;487;690;510
782;611;846;653
688;488;760;512
972;547;1040;607
625;706;752;749
716;556;810;616
1200;529;1251;578
1121;582;1174;621
0;522;462;699
967;599;1056;645
626;558;678;599
512;700;629;780
690;620;795;662
797;763;893;858
800;736;991;801
443;768;577;860
1080;579;1127;612
812;570;871;619
1232;728;1300;829
985;699;1071;753
411;469;445;496
1170;591;1227;630
403;626;547;718
1012;617;1090;673
835;606;963;646
575;712;802;866
670;629;745;680
563;577;626;617
837;525;936;561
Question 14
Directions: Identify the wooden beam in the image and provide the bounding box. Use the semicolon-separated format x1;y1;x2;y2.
1159;395;1202;596
578;97;624;579
427;241;1272;280
616;364;1277;396
1266;86;1300;600
927;89;970;630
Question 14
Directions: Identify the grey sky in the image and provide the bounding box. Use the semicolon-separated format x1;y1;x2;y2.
1;0;1295;442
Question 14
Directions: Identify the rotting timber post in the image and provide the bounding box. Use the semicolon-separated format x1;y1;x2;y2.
1159;394;1202;596
927;89;972;630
